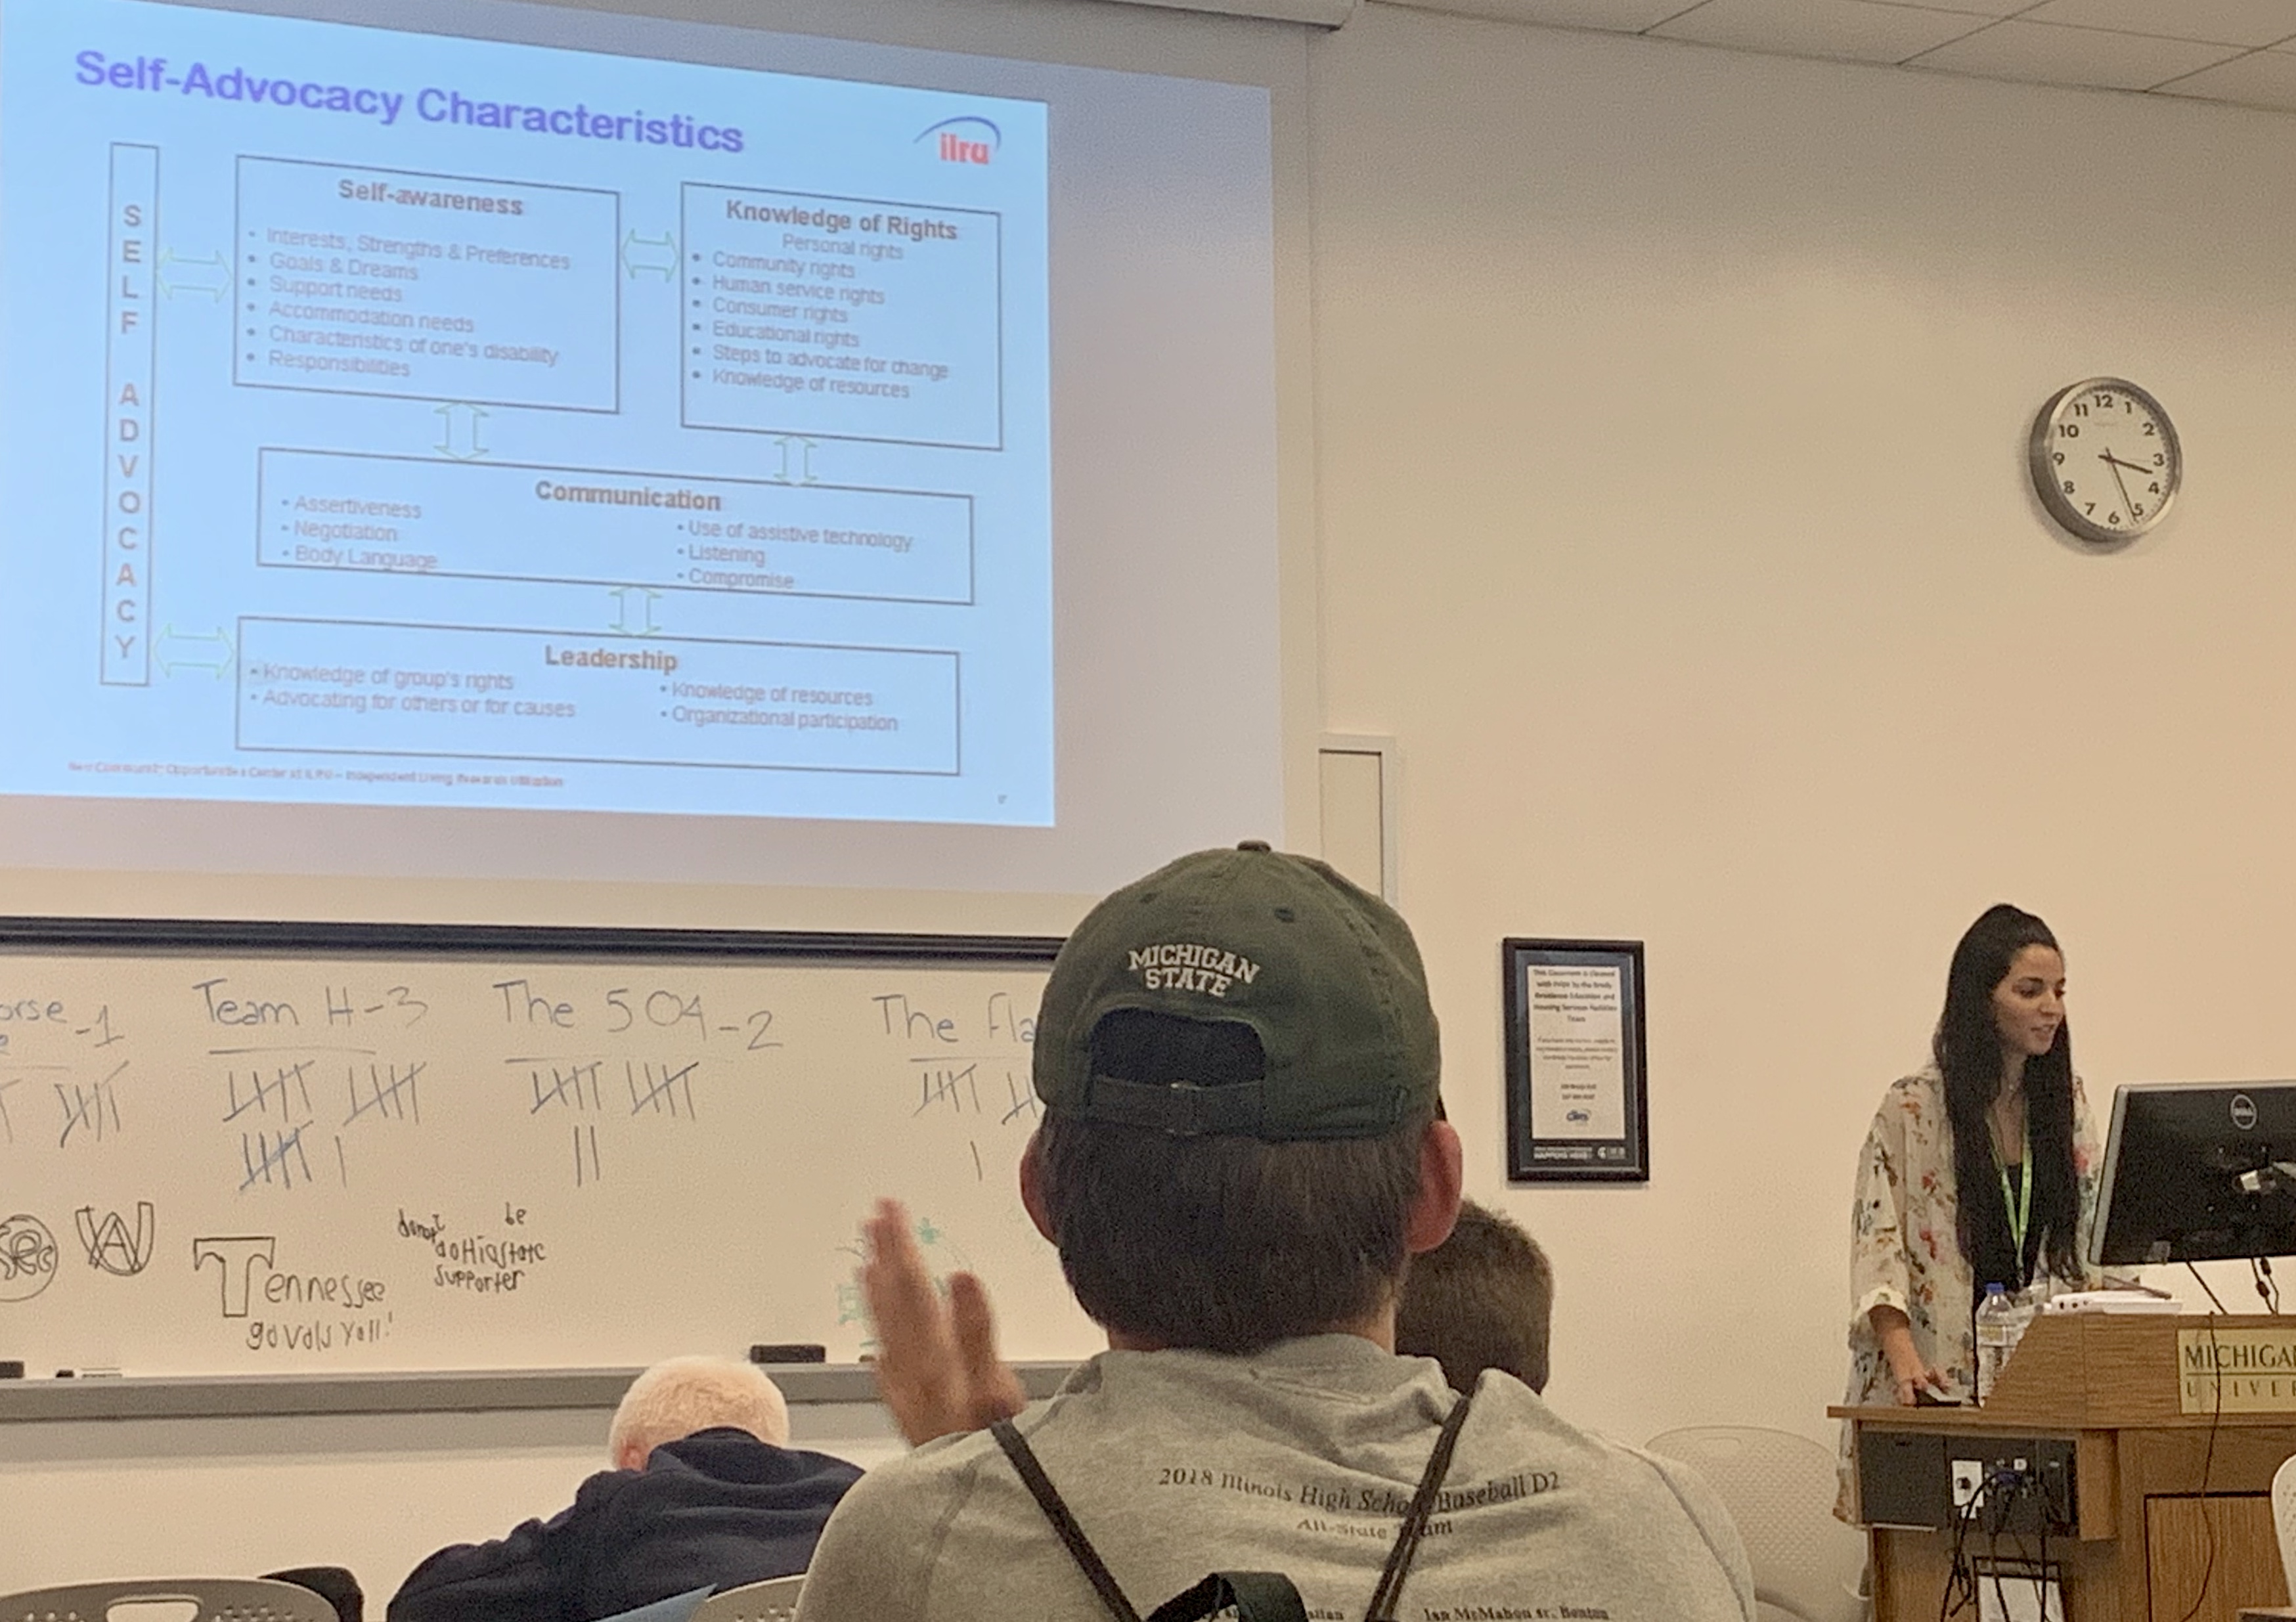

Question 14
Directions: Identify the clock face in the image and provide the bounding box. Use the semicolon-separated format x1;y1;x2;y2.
2029;378;2181;548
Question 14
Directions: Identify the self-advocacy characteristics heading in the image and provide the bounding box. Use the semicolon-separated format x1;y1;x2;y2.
76;50;746;150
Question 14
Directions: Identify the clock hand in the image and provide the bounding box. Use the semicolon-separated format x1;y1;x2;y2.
2104;454;2136;519
2098;450;2152;474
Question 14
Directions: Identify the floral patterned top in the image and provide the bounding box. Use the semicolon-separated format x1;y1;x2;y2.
1834;1064;2111;1520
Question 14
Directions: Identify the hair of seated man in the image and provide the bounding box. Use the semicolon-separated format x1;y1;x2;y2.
1394;1198;1555;1395
609;1354;791;1468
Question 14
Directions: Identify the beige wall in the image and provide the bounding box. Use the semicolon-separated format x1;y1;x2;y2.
1312;5;2296;1442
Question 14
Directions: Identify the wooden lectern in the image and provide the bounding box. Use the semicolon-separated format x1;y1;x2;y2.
1836;1312;2296;1622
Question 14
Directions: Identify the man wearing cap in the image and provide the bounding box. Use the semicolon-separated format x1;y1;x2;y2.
796;844;1753;1622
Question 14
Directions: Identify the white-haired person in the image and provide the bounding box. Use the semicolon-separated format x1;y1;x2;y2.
389;1355;860;1622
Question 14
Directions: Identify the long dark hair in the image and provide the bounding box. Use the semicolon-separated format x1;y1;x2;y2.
1933;904;2079;1286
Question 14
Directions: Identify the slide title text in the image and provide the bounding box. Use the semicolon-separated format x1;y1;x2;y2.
75;49;745;150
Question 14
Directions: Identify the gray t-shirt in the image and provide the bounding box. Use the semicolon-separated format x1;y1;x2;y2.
795;1336;1754;1622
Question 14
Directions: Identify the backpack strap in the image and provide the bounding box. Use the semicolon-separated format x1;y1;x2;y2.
1363;1392;1474;1622
991;1418;1144;1622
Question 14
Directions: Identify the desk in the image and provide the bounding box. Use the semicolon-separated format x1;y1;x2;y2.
1836;1313;2295;1622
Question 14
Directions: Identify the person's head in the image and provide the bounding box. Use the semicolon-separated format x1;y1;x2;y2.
1021;842;1462;1355
1395;1198;1555;1395
1932;904;2079;1283
607;1355;790;1471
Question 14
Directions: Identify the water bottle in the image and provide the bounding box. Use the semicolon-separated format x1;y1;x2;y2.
2008;1283;2042;1351
1975;1283;2016;1403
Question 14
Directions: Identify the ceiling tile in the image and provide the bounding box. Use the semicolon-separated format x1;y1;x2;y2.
1910;18;2247;87
2153;43;2296;106
2020;0;2296;47
1374;0;1692;28
1651;0;1988;62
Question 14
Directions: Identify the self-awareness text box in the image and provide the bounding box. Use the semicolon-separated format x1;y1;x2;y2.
256;449;975;603
238;619;959;775
236;158;619;410
681;185;1002;448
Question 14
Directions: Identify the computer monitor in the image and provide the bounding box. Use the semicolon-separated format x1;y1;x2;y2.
2091;1082;2296;1267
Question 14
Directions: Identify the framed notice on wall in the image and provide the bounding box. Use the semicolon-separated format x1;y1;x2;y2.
1502;938;1648;1183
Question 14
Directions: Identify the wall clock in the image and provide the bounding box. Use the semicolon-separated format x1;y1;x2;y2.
2028;378;2181;548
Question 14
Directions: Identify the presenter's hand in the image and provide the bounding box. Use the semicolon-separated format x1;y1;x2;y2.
1884;1347;1949;1405
862;1197;1027;1446
1870;1305;1948;1405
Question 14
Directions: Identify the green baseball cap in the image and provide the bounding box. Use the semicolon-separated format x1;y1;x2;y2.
1034;842;1442;1139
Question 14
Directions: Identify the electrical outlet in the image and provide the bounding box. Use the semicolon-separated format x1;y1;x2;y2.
1951;1458;1985;1509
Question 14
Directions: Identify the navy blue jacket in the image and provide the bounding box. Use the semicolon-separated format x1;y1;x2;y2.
387;1428;862;1622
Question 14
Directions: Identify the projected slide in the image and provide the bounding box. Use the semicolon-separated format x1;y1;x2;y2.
0;0;1051;825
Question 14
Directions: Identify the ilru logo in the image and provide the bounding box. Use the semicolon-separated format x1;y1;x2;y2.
917;115;1000;166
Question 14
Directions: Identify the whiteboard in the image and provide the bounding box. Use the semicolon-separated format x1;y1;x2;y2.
0;919;1096;1374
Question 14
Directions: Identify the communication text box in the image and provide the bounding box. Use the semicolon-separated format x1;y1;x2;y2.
256;449;974;604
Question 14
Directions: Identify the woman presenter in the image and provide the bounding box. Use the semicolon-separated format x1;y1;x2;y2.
1837;904;2111;1514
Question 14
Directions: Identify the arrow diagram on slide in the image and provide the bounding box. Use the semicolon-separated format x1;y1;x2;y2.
435;403;491;460
608;586;663;636
157;624;234;678
621;229;678;279
157;247;229;301
769;437;822;485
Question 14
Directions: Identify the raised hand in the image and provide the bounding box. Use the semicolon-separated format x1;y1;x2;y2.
861;1197;1027;1445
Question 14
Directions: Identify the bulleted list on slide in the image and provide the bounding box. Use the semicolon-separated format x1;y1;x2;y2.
257;450;977;605
235;156;621;411
680;185;1001;449
1;0;1050;826
238;620;960;776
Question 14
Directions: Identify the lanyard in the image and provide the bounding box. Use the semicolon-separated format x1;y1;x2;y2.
1995;1133;2033;1270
